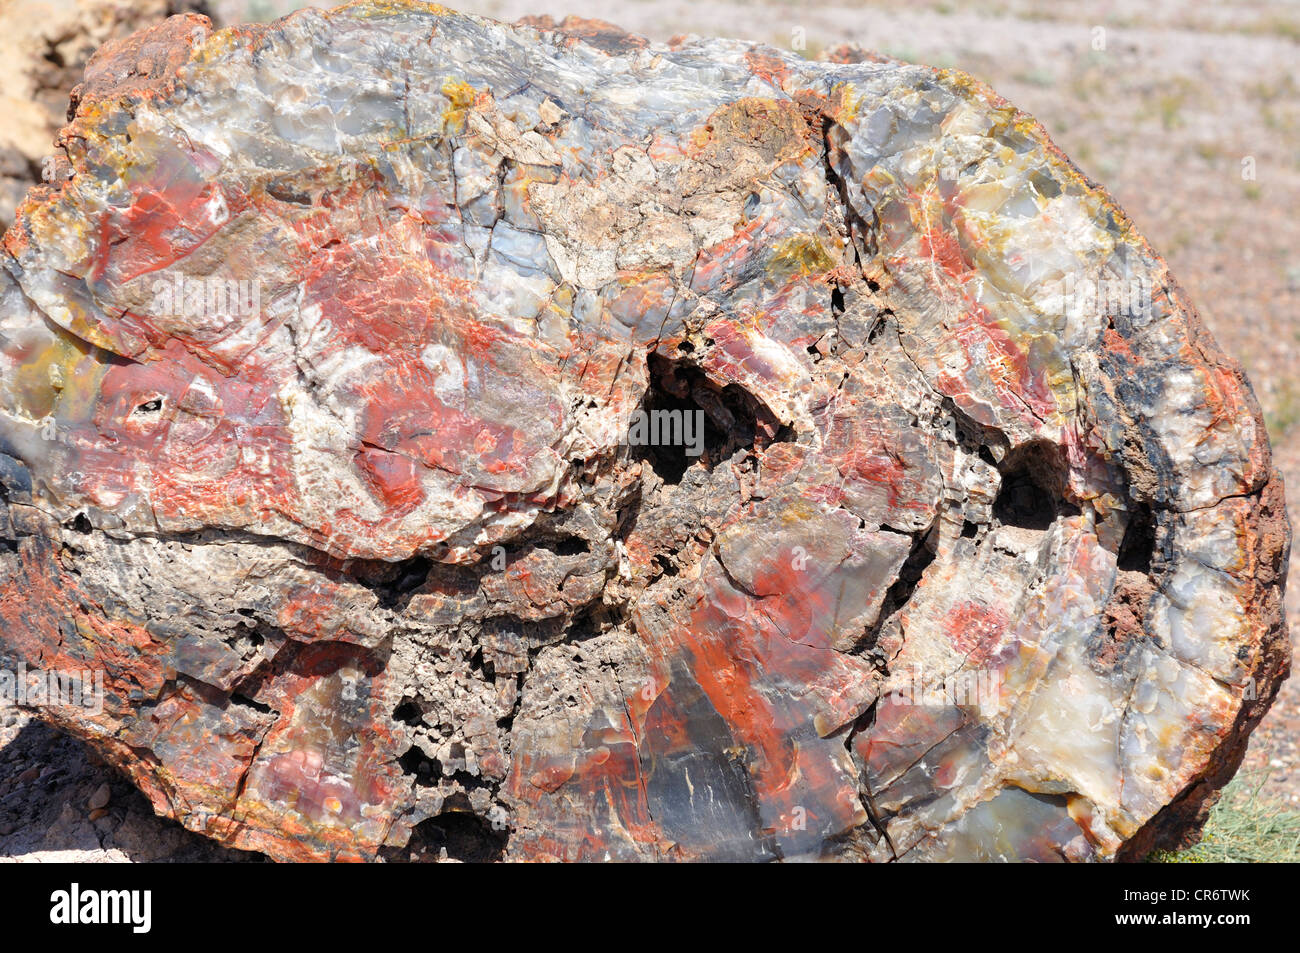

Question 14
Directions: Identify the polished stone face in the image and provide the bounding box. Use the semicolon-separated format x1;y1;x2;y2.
0;1;1287;861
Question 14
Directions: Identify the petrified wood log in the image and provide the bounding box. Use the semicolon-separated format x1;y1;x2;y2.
0;2;1288;862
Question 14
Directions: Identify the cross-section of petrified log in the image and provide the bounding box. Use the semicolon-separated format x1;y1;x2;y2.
0;2;1288;862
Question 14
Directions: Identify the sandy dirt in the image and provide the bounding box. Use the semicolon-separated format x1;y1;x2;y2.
2;0;1297;861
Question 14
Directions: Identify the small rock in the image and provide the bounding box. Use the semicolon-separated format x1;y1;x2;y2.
16;766;40;785
537;97;565;126
88;807;109;821
87;782;111;811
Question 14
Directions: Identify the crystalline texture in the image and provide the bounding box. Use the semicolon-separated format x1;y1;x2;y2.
0;3;1288;862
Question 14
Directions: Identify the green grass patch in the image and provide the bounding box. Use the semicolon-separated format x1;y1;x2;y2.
1150;773;1300;863
1265;380;1300;438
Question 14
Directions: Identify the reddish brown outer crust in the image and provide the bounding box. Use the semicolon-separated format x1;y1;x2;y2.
1117;474;1291;859
514;14;649;54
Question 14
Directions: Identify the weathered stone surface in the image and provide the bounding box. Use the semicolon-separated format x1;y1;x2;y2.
0;2;1288;861
0;0;213;233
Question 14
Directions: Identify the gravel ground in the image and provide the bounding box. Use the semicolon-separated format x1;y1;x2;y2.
0;712;261;862
2;0;1297;860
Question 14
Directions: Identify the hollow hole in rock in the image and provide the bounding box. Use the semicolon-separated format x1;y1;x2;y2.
1117;501;1156;574
392;699;424;726
862;524;939;651
467;646;489;680
546;536;589;556
41;41;65;70
993;441;1077;531
398;745;442;785
229;692;272;715
653;553;679;577
564;600;619;645
392;556;433;593
889;530;937;603
637;352;789;485
401;809;507;862
134;398;163;414
345;554;433;609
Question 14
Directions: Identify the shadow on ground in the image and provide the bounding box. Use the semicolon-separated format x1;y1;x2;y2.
0;713;263;862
